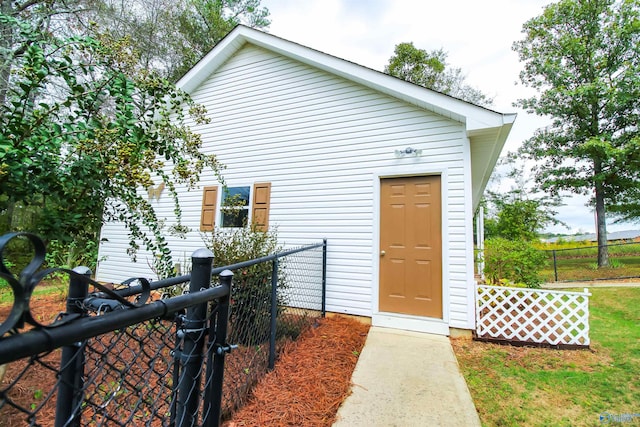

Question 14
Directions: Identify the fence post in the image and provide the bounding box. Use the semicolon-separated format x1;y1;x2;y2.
54;266;90;427
202;270;233;427
553;250;558;282
268;258;278;370
322;238;327;317
175;248;214;427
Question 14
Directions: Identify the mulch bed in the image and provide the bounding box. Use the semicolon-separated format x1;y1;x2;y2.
225;316;369;426
1;285;370;426
0;286;66;427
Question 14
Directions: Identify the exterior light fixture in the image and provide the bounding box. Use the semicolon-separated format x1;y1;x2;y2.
394;147;422;157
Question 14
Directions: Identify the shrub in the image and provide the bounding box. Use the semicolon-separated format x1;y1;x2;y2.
202;225;284;346
45;239;101;271
483;238;547;288
590;258;625;270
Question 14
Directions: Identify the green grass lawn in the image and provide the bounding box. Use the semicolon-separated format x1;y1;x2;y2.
0;278;67;305
453;287;640;427
540;256;640;282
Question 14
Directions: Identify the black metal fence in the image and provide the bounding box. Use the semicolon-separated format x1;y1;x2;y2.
541;241;640;282
0;233;326;426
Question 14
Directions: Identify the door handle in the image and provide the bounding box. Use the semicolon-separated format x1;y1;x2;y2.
380;250;386;256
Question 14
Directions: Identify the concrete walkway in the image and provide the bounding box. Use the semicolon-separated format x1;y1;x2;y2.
333;327;481;427
543;281;640;289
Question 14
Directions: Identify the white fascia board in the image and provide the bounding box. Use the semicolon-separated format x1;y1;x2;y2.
176;31;247;93
178;26;516;135
467;112;516;135
247;30;510;130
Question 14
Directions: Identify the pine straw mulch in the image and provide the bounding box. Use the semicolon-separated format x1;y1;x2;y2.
225;316;370;427
0;284;370;426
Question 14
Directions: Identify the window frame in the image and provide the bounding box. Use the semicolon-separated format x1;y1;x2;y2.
220;185;252;228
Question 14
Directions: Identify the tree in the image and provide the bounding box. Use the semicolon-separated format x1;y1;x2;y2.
384;42;493;106
485;196;558;241
0;0;92;240
87;0;270;81
0;0;269;273
482;157;565;241
0;13;221;276
609;186;640;222
169;0;270;81
513;0;640;267
0;0;90;106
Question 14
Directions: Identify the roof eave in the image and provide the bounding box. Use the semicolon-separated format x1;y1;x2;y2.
470;113;517;211
177;26;514;132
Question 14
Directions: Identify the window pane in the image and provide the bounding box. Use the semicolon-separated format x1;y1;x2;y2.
222;186;250;206
221;209;248;228
221;186;250;228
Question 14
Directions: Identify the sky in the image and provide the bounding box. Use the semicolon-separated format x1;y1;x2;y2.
259;0;636;235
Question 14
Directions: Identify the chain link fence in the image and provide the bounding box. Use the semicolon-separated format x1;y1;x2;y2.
0;233;326;426
219;242;326;418
476;241;640;284
542;241;640;282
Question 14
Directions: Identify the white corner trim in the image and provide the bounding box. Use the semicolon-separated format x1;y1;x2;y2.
462;133;477;330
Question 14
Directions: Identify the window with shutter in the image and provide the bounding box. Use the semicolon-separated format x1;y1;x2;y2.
200;186;218;231
252;182;271;231
200;183;271;231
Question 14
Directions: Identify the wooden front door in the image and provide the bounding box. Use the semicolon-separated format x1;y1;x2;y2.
379;176;442;318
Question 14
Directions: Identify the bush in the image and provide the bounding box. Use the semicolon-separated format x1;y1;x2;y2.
483;238;547;288
202;226;284;346
45;239;100;271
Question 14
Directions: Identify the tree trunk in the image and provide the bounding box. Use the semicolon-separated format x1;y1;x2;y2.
594;172;609;268
0;199;14;233
0;0;13;107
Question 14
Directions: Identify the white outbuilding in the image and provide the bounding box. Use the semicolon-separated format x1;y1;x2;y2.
97;25;515;335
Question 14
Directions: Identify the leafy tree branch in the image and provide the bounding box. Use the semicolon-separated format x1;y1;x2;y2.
1;13;222;276
385;41;493;106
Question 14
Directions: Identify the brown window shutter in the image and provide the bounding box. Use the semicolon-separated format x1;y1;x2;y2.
252;182;271;231
200;186;218;231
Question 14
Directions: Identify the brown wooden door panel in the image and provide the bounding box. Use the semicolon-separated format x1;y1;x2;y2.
379;176;442;318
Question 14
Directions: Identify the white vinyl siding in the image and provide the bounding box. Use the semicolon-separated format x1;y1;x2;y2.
96;44;475;328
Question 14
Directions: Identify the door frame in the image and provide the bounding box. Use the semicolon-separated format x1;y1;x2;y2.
371;165;450;335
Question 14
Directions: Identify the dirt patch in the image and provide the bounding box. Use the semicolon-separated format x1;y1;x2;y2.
594;277;640;283
0;282;67;327
451;338;611;373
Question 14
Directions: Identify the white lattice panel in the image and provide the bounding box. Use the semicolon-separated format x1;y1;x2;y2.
476;285;590;347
